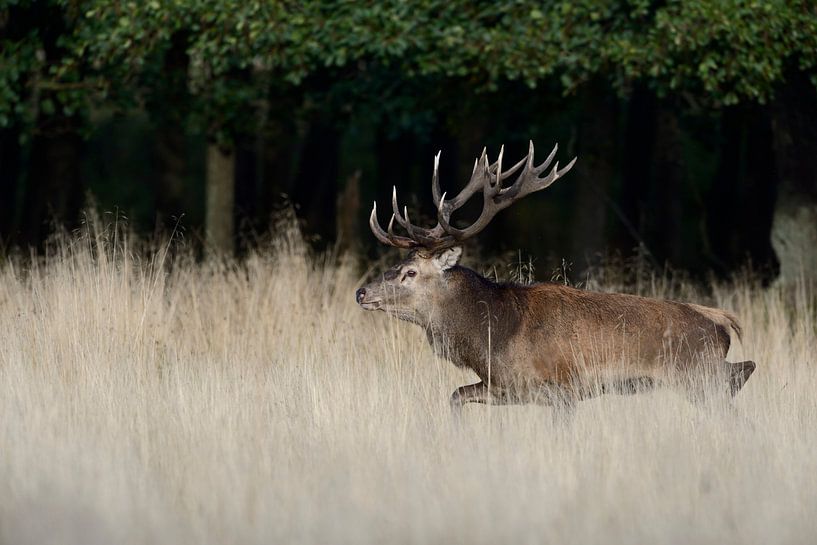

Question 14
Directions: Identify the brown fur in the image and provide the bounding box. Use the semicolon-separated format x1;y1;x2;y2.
432;270;739;399
357;252;756;409
684;303;743;342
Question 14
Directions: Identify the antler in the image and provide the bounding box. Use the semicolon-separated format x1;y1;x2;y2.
369;141;576;251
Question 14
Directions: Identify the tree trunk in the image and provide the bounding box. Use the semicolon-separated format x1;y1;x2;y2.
20;126;83;247
154;126;187;219
151;31;190;223
205;143;235;256
234;135;260;241
571;84;617;271
619;86;655;253
373;126;416;220
258;124;296;222
0;126;21;242
257;90;299;225
15;3;85;248
770;73;817;285
708;106;778;281
292;119;340;246
335;170;361;252
653;105;685;266
740;108;779;282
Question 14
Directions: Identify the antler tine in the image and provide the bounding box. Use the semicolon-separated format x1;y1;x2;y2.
438;142;576;241
400;202;456;247
403;206;414;238
494;154;527;182
520;155;578;196
369;202;390;244
534;143;559;175
431;151;442;207
408;206;448;246
387;213;397;237
392;186;408;228
368;142;576;250
500;144;577;203
436;190;454;233
369;202;416;249
390;183;444;244
442;147;493;213
492;145;504;189
394;183;444;241
527;140;535;169
437;189;502;240
561;156;578;175
488;141;528;182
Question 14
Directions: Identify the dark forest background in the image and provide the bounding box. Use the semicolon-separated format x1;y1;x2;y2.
2;1;816;282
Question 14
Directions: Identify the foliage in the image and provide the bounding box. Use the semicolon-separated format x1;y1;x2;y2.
610;0;817;105
0;28;40;130
0;0;92;137
2;0;816;139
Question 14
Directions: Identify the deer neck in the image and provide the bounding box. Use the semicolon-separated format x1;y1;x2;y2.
424;267;524;374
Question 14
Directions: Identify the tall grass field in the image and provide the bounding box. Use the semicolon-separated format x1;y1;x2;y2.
1;220;816;544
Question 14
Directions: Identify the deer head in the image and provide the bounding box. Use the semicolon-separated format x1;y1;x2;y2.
356;141;576;322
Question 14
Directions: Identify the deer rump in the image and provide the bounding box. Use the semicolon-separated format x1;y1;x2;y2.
497;283;742;398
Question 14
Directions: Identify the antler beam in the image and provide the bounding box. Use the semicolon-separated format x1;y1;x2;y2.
369;141;576;251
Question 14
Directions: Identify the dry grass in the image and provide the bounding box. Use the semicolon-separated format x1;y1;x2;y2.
1;221;816;545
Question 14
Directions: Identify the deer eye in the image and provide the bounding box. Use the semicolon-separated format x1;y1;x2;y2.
405;270;417;278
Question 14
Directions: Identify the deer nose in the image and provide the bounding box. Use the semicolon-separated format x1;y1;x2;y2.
355;288;366;304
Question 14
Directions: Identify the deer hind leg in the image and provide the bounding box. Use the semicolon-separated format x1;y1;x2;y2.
681;360;757;405
529;383;578;424
602;376;656;396
727;360;756;396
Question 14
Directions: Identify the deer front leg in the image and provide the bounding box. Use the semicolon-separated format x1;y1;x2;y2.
449;381;492;412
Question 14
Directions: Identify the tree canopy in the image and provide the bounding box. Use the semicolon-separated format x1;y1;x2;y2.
4;1;815;137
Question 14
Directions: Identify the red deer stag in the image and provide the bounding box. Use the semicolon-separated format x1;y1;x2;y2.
355;142;756;412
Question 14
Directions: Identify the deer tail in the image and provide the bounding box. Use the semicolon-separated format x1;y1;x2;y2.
686;303;743;343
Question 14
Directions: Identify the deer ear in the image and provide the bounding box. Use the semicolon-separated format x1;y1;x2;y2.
433;247;462;270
